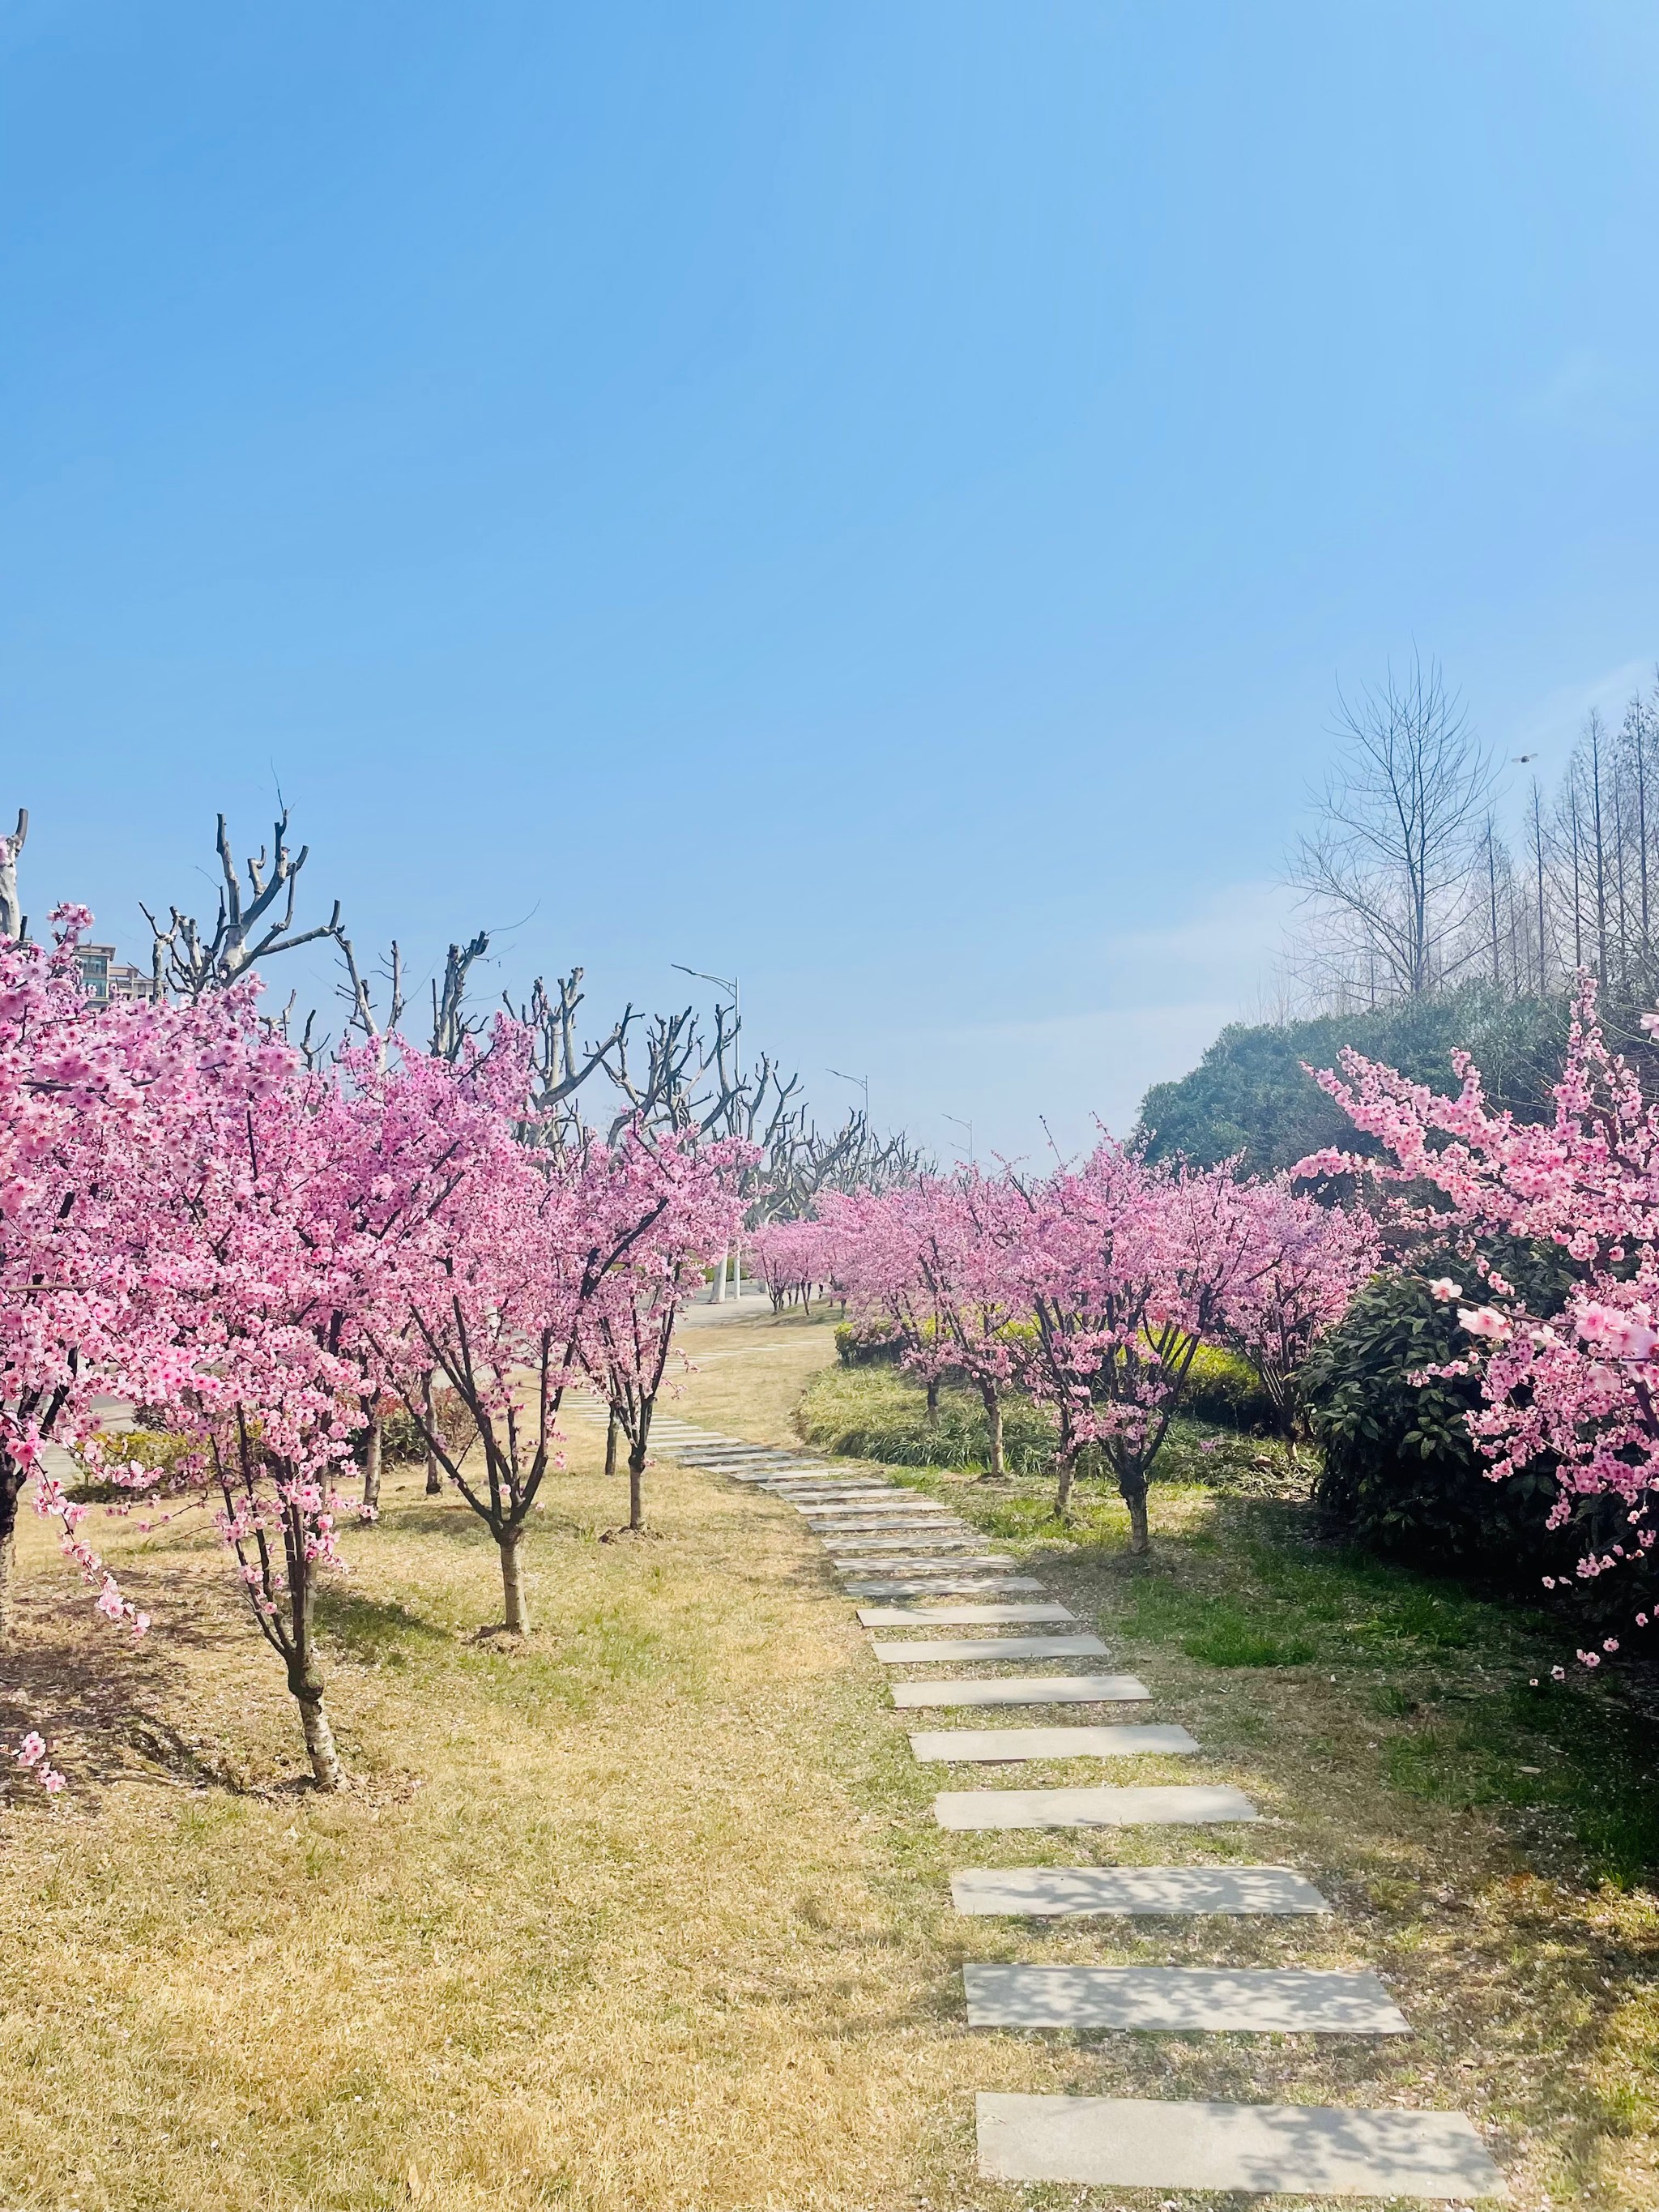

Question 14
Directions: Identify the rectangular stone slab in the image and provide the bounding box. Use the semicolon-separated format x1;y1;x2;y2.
891;1675;1149;1708
975;2095;1506;2197
950;1865;1331;1917
811;1519;969;1535
872;1634;1107;1663
911;1724;1196;1763
857;1602;1075;1627
936;1784;1259;1830
963;1965;1407;2033
821;1535;980;1553
807;1503;959;1518
834;1553;1015;1574
843;1577;1047;1597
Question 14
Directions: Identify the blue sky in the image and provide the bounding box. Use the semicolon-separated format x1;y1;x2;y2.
5;2;1659;1162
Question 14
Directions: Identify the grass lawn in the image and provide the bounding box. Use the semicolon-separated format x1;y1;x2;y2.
2;1310;1657;2208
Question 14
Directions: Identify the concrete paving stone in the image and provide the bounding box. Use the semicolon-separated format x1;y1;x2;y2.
808;1518;968;1535
891;1676;1149;1709
799;1499;951;1514
949;1865;1332;1917
821;1535;981;1554
974;2095;1506;2197
856;1603;1075;1627
963;1964;1407;2034
910;1724;1197;1763
871;1634;1107;1663
935;1784;1259;1830
834;1553;1015;1574
843;1577;1047;1597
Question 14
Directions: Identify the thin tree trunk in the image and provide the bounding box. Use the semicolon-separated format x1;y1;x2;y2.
361;1411;383;1515
285;1554;343;1788
421;1371;442;1494
925;1376;940;1428
1056;1452;1075;1516
629;1445;646;1532
499;1527;529;1633
0;1520;15;1648
605;1409;619;1478
1123;1483;1150;1555
980;1382;1004;1478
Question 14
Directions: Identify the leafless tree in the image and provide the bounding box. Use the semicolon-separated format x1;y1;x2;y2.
1287;658;1498;1006
143;812;342;999
429;930;492;1061
0;809;26;941
335;929;406;1053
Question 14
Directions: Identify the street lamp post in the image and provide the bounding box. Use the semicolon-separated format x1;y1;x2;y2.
944;1112;975;1166
675;962;742;1302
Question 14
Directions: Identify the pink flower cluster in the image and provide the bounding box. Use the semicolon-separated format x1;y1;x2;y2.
1302;977;1659;1658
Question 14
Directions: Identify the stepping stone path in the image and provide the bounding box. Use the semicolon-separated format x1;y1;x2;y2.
870;1633;1107;1662
935;1783;1262;1830
950;1864;1332;1916
890;1674;1151;1708
909;1723;1197;1763
857;1602;1075;1626
962;1964;1410;2034
975;2095;1505;2197
569;1396;1505;2199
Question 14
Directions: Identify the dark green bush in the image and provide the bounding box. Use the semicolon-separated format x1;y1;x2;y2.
1303;1266;1657;1624
834;1318;905;1366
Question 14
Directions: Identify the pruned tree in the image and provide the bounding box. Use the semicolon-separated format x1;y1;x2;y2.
0;809;26;942
143;811;342;998
1287;658;1498;1007
429;930;491;1061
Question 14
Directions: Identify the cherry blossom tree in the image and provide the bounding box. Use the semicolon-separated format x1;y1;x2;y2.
1220;1181;1379;1458
1009;1145;1274;1540
1298;980;1659;1645
575;1129;751;1529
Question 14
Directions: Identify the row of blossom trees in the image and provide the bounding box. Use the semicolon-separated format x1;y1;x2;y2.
2;908;747;1789
750;1152;1378;1541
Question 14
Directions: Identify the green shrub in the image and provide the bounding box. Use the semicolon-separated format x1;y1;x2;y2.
1303;1265;1657;1623
1181;1343;1277;1434
834;1318;904;1366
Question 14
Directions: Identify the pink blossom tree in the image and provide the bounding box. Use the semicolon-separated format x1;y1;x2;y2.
1010;1145;1274;1541
575;1129;751;1529
1299;982;1659;1641
1220;1180;1379;1460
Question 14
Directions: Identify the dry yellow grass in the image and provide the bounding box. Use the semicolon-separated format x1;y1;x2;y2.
2;1305;1656;2208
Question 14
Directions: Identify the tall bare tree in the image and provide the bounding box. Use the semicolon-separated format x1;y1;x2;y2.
0;809;26;941
1287;658;1497;1006
143;812;342;999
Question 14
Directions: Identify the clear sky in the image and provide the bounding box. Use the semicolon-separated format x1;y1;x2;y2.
6;2;1659;1164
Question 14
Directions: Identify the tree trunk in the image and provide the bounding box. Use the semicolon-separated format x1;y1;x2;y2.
420;1371;442;1494
285;1554;343;1788
361;1411;383;1515
0;1454;24;1646
499;1527;529;1633
1123;1484;1150;1555
1056;1453;1075;1517
605;1409;619;1478
629;1445;646;1531
925;1377;940;1428
296;1688;344;1790
980;1383;1004;1478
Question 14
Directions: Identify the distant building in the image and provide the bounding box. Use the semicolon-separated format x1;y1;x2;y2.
75;943;152;1006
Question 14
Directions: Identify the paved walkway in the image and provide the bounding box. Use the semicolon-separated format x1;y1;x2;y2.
565;1398;1508;2201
